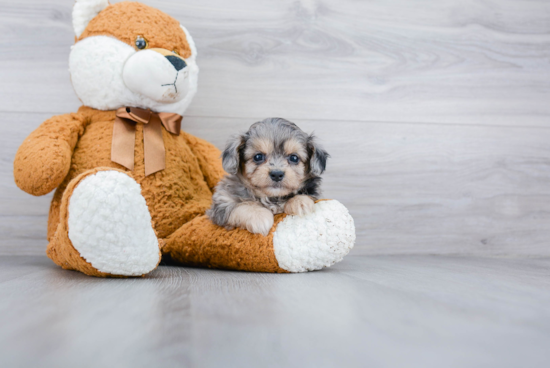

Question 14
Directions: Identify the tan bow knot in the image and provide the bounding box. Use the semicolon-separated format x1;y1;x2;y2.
111;107;182;176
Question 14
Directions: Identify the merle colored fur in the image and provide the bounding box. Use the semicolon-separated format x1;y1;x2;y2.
206;118;329;228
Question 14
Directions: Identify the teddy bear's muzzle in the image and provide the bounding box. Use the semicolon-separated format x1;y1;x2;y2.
122;48;190;103
148;48;187;71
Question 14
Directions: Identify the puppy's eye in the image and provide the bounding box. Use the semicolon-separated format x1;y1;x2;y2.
289;154;299;164
135;36;148;50
253;153;265;163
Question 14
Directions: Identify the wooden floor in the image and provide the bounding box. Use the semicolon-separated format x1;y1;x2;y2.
1;255;549;368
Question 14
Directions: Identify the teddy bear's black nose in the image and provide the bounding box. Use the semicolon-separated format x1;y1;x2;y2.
165;55;186;71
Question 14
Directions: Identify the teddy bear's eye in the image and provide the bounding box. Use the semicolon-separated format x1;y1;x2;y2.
135;36;148;50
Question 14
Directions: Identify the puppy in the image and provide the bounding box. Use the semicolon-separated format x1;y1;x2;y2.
207;118;329;236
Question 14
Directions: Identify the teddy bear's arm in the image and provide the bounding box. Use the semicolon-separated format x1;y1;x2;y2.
13;113;87;196
181;132;225;191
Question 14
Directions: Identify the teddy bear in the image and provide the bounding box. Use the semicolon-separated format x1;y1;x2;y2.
13;0;355;277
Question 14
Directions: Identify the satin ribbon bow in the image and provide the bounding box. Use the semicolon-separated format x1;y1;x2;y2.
111;107;182;176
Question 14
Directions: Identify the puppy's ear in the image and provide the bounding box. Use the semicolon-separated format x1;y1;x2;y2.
307;135;330;175
222;134;246;174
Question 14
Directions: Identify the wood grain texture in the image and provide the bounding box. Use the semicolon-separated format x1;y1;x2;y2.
1;255;550;368
183;117;550;256
1;0;550;126
1;0;550;256
3;112;550;256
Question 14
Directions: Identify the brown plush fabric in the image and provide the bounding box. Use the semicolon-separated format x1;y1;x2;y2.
15;106;286;276
13;1;291;277
34;106;223;241
46;167;162;277
78;2;192;58
13;113;87;196
45;164;288;276
164;214;289;273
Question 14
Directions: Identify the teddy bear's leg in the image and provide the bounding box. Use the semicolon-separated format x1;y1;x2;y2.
46;168;161;277
163;200;355;273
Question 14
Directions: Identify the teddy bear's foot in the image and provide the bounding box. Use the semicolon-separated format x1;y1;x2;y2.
163;199;355;273
47;168;161;277
272;200;355;272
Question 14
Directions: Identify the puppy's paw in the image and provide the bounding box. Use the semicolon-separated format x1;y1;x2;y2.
246;209;274;236
229;204;274;236
284;195;315;217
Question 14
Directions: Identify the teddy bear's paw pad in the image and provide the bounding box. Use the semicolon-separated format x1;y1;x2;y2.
67;171;160;276
273;200;356;272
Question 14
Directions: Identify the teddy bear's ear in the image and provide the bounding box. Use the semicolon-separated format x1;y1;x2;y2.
73;0;109;38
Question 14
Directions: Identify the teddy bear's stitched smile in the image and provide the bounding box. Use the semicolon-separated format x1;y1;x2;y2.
161;72;180;94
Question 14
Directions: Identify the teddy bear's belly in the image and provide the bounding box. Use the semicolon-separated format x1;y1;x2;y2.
50;120;213;239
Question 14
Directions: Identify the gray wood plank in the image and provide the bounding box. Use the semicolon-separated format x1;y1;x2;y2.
3;112;550;256
185;117;550;256
1;0;549;126
0;255;549;368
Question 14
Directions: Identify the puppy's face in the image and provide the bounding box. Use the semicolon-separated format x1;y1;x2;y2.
222;118;329;197
242;134;308;197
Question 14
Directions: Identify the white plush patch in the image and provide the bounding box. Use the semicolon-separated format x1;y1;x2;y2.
273;200;356;272
67;171;160;276
69;35;199;115
73;0;109;38
69;36;135;111
123;50;190;103
181;25;198;60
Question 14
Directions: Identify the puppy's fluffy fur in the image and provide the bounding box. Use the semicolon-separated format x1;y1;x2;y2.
207;118;329;235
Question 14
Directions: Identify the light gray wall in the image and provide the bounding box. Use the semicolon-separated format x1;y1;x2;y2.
1;0;549;256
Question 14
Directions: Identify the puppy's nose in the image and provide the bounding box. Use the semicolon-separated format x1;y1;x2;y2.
269;170;285;182
165;55;186;71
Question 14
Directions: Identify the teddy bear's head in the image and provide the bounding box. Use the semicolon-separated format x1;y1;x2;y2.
69;0;198;114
